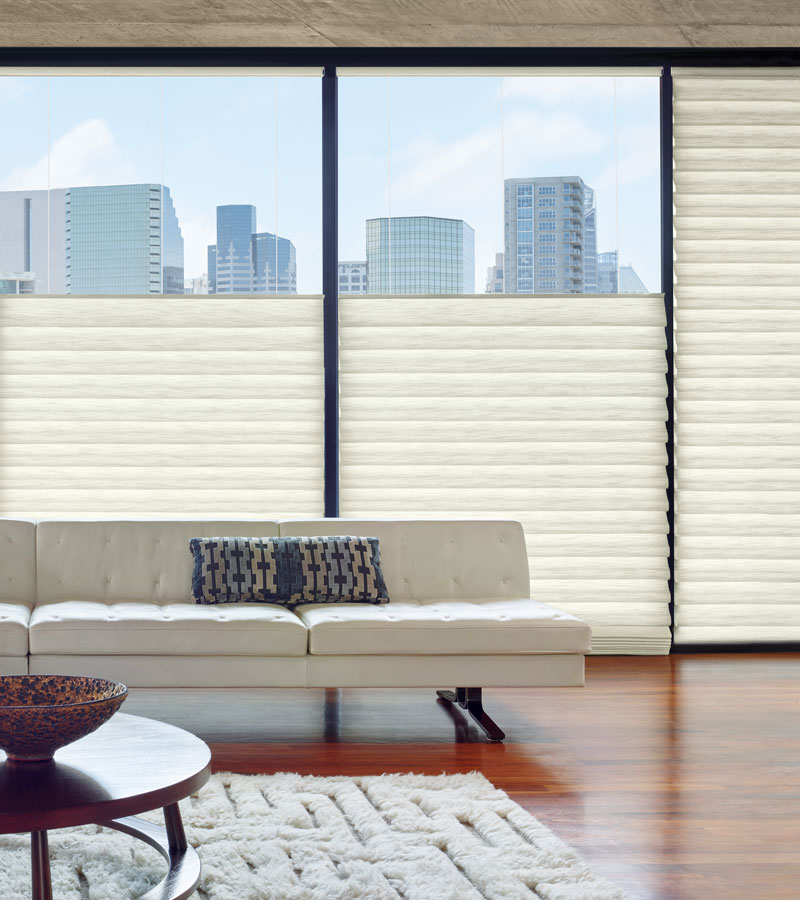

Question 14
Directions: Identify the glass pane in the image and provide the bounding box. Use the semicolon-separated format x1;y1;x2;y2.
0;75;321;296
339;74;660;296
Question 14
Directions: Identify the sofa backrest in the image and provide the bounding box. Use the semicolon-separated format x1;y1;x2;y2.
279;519;530;602
0;518;36;607
36;519;281;604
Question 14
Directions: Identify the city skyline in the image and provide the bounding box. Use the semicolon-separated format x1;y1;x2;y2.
0;74;659;293
1;178;647;295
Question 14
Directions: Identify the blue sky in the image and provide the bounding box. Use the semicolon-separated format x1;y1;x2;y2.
1;74;660;293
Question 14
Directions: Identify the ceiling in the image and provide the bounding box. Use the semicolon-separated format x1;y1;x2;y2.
0;0;799;47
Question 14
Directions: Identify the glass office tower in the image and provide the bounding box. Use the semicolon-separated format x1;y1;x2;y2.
210;204;257;293
366;216;475;294
254;232;297;293
208;205;297;294
66;184;184;294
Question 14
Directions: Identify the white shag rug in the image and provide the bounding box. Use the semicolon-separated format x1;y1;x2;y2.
0;772;627;900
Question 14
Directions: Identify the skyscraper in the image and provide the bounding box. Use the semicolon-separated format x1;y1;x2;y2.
597;250;649;293
597;250;619;293
254;232;297;293
66;184;183;294
486;252;504;293
504;176;595;294
366;216;475;294
207;204;297;294
209;205;256;294
338;261;367;294
583;187;598;293
0;188;67;294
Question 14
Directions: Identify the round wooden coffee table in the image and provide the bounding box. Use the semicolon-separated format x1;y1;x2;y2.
0;712;211;900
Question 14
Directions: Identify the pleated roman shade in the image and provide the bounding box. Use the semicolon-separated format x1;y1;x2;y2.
673;68;800;644
0;296;323;517
339;295;670;654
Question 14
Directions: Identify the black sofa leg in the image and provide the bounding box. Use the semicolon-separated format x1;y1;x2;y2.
436;687;506;742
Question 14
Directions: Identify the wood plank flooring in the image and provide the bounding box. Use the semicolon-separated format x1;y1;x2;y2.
124;654;800;900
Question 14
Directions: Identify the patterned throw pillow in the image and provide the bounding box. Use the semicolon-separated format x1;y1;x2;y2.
189;536;390;606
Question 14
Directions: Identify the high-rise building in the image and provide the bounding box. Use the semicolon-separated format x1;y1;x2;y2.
486;252;504;293
338;261;367;295
366;216;474;294
66;184;183;294
596;251;649;293
504;176;595;294
254;232;297;293
208;204;297;294
597;250;618;293
0;188;67;294
583;188;598;293
209;205;256;294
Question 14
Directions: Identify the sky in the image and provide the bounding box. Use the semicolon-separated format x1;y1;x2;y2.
0;73;660;293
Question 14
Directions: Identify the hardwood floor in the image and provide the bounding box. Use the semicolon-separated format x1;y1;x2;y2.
124;654;800;900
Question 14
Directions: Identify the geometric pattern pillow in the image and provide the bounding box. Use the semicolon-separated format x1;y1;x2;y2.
189;535;390;606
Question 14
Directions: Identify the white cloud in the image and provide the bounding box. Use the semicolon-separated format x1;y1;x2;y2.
0;118;138;191
391;109;607;203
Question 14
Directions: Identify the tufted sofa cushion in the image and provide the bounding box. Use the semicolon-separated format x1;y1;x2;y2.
295;599;591;655
0;518;36;660
279;519;531;602
36;520;282;604
279;519;590;656
28;600;308;657
0;518;37;607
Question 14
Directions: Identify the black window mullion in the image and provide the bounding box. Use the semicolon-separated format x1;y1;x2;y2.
322;64;339;518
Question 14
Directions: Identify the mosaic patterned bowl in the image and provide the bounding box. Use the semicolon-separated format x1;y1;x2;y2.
0;675;128;762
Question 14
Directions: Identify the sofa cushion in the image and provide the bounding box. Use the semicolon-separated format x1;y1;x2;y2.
0;603;31;657
36;520;281;605
29;601;309;657
190;536;389;606
0;519;36;608
278;520;531;603
295;598;592;656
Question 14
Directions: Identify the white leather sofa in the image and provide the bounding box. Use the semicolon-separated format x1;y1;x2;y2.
0;517;591;741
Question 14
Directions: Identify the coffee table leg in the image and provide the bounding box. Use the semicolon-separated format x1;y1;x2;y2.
164;802;188;854
31;831;53;900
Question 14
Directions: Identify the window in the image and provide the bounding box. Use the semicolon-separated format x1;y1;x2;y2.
1;73;321;296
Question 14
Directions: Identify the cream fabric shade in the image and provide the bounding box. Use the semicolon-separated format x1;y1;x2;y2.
673;69;800;644
0;296;324;517
339;295;670;655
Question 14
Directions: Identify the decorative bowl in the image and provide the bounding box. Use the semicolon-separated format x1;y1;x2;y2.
0;675;128;762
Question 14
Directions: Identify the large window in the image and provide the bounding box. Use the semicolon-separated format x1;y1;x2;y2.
0;72;321;295
0;64;668;654
338;71;660;296
0;70;325;519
